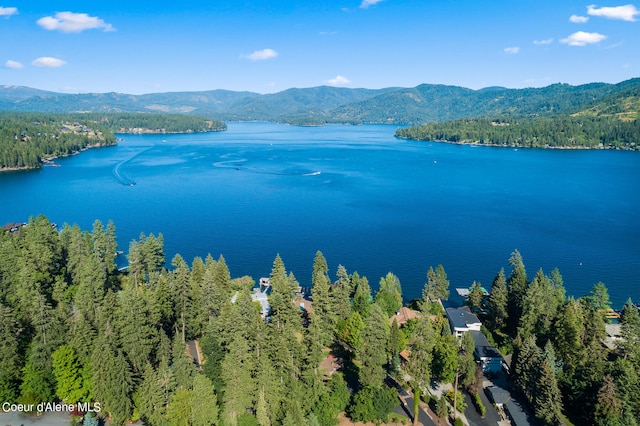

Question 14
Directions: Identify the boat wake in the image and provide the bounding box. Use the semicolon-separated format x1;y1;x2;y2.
112;147;153;186
213;158;320;177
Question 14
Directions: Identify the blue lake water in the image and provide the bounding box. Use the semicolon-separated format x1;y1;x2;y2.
1;122;638;308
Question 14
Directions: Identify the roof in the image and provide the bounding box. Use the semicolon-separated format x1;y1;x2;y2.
390;307;422;326
445;306;482;330
505;398;532;426
485;386;510;405
470;330;503;359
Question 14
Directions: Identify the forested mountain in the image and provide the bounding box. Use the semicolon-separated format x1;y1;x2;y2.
2;78;639;125
395;81;640;149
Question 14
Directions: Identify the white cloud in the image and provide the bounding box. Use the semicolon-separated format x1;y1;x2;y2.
0;6;17;16
570;14;589;23
37;11;114;33
243;48;278;61
4;60;23;69
561;31;607;46
360;0;384;8
533;38;554;45
32;57;67;67
504;47;520;54
325;75;351;86
587;4;640;21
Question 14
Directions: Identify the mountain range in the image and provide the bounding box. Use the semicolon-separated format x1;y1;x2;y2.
2;78;640;125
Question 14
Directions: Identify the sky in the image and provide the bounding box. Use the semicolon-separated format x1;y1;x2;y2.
1;1;639;94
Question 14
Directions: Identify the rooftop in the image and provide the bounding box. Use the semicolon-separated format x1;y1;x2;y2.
445;306;482;331
470;330;503;359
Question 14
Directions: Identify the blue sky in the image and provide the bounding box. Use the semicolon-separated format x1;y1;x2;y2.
1;1;639;94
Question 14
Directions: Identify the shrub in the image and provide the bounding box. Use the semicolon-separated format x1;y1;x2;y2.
472;393;486;417
445;388;467;413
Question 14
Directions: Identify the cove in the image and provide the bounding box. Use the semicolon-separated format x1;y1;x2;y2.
0;122;638;308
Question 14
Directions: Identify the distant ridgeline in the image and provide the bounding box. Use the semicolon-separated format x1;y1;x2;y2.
0;112;226;171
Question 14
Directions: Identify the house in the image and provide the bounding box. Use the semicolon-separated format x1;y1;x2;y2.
390;306;422;327
230;287;271;319
445;306;482;337
470;330;504;374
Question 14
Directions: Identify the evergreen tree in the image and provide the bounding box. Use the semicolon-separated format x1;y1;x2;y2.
114;282;159;373
311;251;336;344
351;272;371;318
407;316;435;390
90;332;133;426
171;254;192;343
171;334;197;390
422;264;450;303
0;303;20;401
268;254;299;330
507;250;528;337
190;374;219;426
466;281;484;314
166;387;192;426
221;336;256;426
533;358;563;426
358;303;389;388
519;268;561;340
595;375;623;426
332;265;352;322
134;364;167;426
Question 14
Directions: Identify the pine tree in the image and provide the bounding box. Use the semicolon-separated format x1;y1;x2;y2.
114;282;159;373
171;334;197;390
221;336;256;426
358;303;389;388
351;272;371;318
422;264;450;303
190;375;219;426
533;358;563;426
311;251;335;344
407;316;435;389
595;375;623;426
268;255;299;330
507;250;528;337
466;281;484;314
0;303;21;401
332;265;353;321
171;254;192;343
90;332;133;426
134;364;167;426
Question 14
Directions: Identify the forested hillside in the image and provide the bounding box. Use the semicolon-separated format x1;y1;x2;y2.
0;112;224;171
395;115;640;149
0;113;116;170
1;216;638;426
395;81;640;149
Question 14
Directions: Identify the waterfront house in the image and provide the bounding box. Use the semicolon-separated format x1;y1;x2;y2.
445;306;482;338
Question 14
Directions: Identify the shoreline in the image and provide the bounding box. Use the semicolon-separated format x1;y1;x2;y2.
397;136;639;151
0;141;114;173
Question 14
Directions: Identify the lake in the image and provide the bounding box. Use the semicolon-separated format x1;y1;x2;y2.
1;122;638;308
